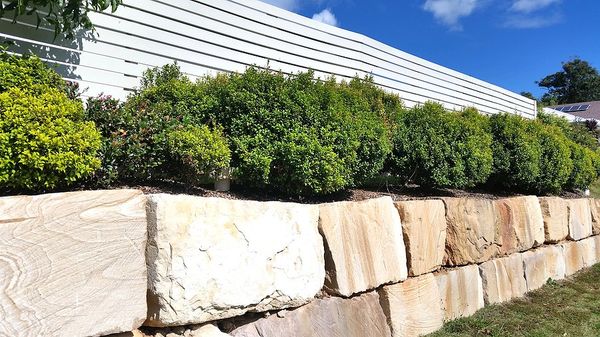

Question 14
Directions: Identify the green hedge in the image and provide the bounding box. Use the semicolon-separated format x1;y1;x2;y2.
389;103;493;189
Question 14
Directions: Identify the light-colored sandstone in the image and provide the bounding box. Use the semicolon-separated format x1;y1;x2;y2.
231;292;391;337
522;246;566;292
435;265;484;321
318;197;408;296
379;273;444;337
561;238;596;276
568;199;593;241
146;194;324;327
190;324;232;337
590;199;600;235
395;200;447;276
479;254;527;305
595;236;600;262
538;197;569;243
442;198;499;266
0;190;147;337
494;196;545;255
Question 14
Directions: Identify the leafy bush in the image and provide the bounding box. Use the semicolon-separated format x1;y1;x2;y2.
166;124;230;184
489;113;543;190
0;87;101;190
538;112;599;151
0;52;66;93
534;123;573;194
568;143;599;190
194;68;393;195
389;103;493;188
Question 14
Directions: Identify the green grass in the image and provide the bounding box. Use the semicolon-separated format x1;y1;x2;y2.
429;264;600;337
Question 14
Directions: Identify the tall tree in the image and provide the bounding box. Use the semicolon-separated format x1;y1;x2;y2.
538;58;600;105
0;0;122;40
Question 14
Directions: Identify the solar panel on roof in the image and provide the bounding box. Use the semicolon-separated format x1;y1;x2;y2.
580;104;591;111
554;106;564;112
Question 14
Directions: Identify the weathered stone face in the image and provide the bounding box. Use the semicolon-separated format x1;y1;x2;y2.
595;236;600;262
0;190;147;337
567;199;593;241
522;246;566;292
589;200;600;235
318;197;408;297
395;200;447;276
435;265;484;321
145;194;325;327
230;292;391;337
378;273;444;337
561;239;596;277
538;197;569;243
494;197;545;255
442;198;498;266
479;254;527;305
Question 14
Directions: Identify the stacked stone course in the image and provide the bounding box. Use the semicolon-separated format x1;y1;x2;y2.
1;191;599;337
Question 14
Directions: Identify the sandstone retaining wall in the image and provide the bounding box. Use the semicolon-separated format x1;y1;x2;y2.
1;191;599;337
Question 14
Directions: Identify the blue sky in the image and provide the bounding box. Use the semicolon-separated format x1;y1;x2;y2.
259;0;600;98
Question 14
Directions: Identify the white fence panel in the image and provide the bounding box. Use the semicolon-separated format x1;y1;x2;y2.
0;0;536;117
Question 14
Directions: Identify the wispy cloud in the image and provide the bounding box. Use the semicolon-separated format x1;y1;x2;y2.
510;0;561;13
504;12;562;28
423;0;479;30
312;8;338;26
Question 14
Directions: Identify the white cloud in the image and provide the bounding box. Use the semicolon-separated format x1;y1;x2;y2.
504;12;562;28
510;0;560;13
423;0;479;30
260;0;301;11
312;8;338;26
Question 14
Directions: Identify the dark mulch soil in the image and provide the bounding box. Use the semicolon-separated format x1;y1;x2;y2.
1;179;585;202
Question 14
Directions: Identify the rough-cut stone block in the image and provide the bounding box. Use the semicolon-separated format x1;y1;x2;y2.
590;200;600;235
568;199;593;241
231;292;391;337
379;273;444;337
191;324;232;337
395;200;447;276
494;196;545;255
479;254;527;305
522;246;566;292
595;236;600;262
442;198;498;266
318;197;407;296
561;239;596;276
435;265;484;321
0;190;147;337
146;195;324;327
538;197;569;243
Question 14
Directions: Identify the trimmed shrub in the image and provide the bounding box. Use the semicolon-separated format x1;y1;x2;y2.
534;123;573;194
0;52;66;93
166;124;230;184
389;103;493;188
0;87;101;190
489;113;542;190
194;68;393;195
568;143;599;190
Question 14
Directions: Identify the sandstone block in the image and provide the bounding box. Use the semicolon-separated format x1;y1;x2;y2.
568;199;593;241
494;196;545;255
522;246;566;292
395;200;447;276
590;199;600;235
561;239;596;276
479;254;527;305
190;324;232;337
146;195;324;327
379;273;444;337
442;198;498;266
0;190;147;337
435;265;484;321
318;197;407;296
595;236;600;262
231;292;391;337
538;197;569;243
